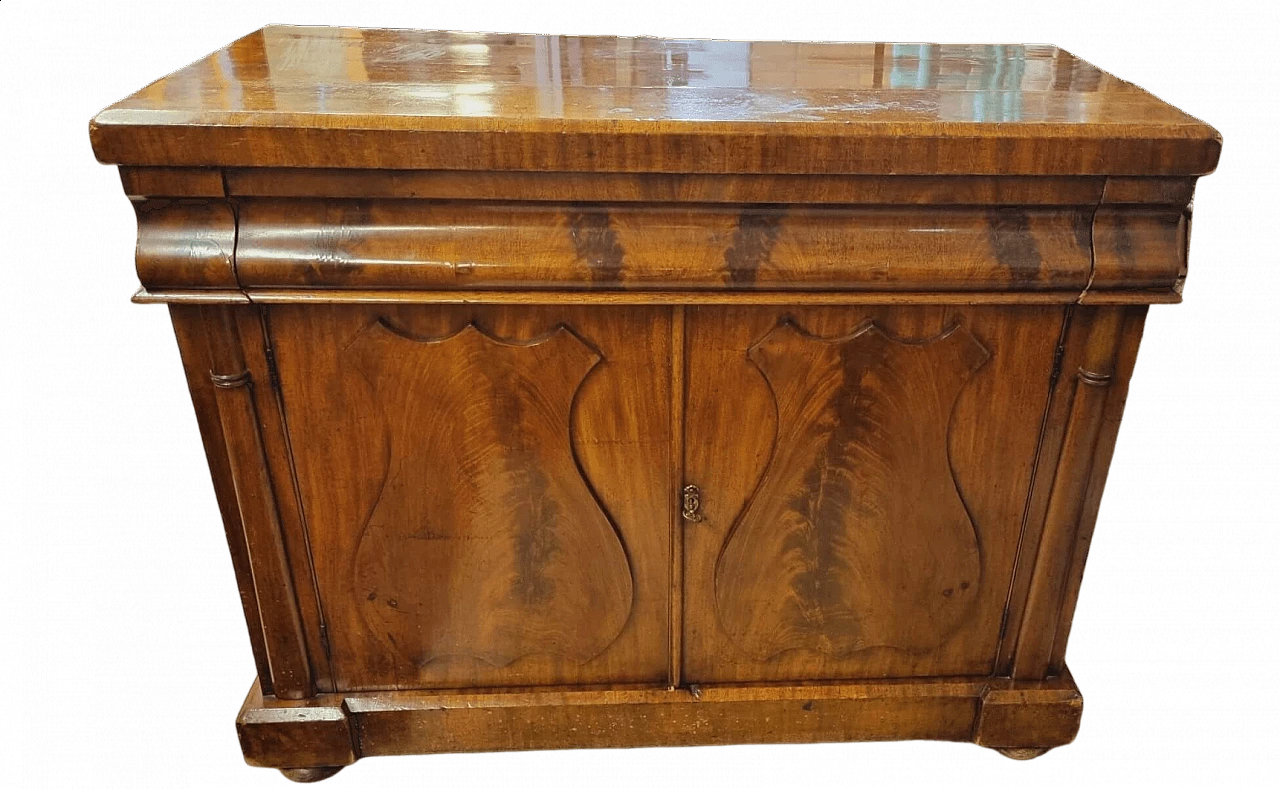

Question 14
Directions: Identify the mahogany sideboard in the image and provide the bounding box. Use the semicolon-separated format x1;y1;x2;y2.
91;26;1221;781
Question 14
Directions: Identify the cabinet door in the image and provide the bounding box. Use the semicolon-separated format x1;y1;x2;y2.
682;306;1065;682
268;305;672;691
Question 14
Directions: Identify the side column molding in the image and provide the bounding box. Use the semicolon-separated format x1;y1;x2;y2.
1010;307;1147;680
204;307;314;698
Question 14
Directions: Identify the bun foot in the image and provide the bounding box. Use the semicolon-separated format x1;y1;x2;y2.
279;766;344;782
993;747;1052;760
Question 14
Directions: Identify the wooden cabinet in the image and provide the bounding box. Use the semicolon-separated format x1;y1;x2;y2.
94;27;1218;780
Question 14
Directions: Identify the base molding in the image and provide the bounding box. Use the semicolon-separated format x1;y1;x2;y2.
237;670;1082;776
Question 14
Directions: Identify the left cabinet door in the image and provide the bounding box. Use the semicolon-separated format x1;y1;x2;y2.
267;304;673;691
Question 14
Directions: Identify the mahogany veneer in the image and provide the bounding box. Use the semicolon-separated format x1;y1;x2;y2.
92;26;1220;780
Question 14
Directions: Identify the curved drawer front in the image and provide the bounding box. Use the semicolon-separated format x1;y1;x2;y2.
233;199;1099;293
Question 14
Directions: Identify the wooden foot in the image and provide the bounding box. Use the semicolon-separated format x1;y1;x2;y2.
280;766;344;782
238;682;357;775
993;747;1052;760
972;670;1083;756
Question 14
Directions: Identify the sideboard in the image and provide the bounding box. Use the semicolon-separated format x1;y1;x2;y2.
91;26;1220;781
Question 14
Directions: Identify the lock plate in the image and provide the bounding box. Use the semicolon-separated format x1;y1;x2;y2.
682;484;704;523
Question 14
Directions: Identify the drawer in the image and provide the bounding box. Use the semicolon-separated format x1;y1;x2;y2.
232;199;1102;292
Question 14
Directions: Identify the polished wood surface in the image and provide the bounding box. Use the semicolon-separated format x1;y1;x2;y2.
91;26;1220;174
342;324;627;666
228;200;1099;292
131;192;1185;301
122;166;1197;206
96;27;1219;779
134;200;237;289
715;319;988;658
269;305;673;691
683;306;1064;682
169;307;274;692
1011;306;1148;679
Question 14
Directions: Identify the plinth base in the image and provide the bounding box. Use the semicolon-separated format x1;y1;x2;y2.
237;669;1083;780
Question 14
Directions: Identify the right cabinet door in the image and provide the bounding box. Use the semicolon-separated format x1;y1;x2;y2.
682;305;1066;682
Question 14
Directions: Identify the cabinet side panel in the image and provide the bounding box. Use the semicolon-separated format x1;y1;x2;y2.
683;305;1064;682
269;304;672;690
169;305;274;694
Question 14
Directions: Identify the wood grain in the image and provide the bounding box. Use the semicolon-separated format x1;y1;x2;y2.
1048;308;1148;670
201;307;313;698
134;199;237;289
89;28;1220;175
668;306;686;688
237;682;355;770
714;320;989;659
268;305;672;691
235;671;1083;771
169;306;274;694
344;321;632;668
121;166;224;198
682;306;1064;683
222;169;1109;205
235;307;335;692
973;670;1084;750
1005;306;1149;680
1100;176;1195;205
231;200;1095;292
130;183;1193;304
1091;207;1188;292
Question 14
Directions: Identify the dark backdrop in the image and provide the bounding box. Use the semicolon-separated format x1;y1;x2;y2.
82;26;1228;783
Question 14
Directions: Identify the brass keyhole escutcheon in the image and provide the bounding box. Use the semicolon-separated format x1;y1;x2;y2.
682;484;704;523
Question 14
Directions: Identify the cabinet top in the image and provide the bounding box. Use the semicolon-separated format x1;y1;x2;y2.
90;25;1220;176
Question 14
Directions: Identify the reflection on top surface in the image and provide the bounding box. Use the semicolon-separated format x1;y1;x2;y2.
102;26;1206;128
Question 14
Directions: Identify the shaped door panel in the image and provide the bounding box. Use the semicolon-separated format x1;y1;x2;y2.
683;306;1065;682
347;322;631;668
270;305;672;691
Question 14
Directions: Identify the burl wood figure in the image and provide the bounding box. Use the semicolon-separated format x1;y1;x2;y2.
91;27;1220;780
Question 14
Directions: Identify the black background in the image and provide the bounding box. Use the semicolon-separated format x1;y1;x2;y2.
82;26;1228;783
